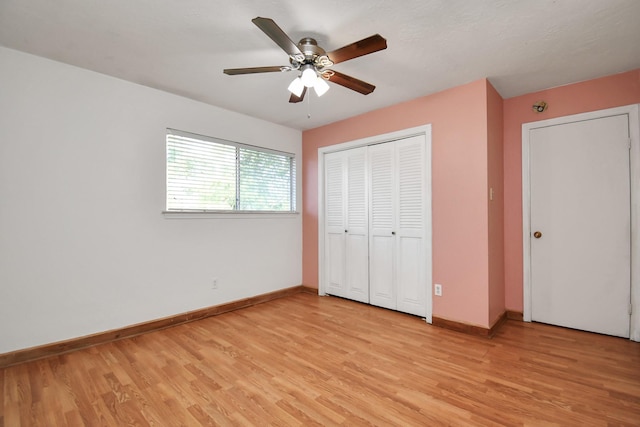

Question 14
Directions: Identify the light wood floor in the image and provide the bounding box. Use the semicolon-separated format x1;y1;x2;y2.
2;293;639;426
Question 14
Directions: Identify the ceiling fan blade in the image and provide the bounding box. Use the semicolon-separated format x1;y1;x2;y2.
327;34;387;65
252;17;303;58
327;71;376;95
289;87;307;103
223;66;284;75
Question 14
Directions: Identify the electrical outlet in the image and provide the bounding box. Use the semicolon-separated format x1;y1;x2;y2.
212;278;218;289
434;284;442;296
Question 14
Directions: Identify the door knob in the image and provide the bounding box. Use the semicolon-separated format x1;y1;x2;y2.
533;231;542;239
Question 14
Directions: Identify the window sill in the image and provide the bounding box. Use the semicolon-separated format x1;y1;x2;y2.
162;210;300;219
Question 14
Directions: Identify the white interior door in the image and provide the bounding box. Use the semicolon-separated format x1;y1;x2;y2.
395;135;427;317
530;114;631;337
369;135;428;315
324;151;347;298
345;148;369;303
369;142;396;310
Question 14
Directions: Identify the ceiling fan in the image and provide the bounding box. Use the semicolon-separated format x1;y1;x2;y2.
223;17;387;103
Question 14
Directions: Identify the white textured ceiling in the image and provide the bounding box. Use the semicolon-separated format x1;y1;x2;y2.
1;0;639;130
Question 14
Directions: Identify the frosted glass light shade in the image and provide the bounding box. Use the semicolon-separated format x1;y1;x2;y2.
287;77;304;97
300;66;317;87
313;76;330;97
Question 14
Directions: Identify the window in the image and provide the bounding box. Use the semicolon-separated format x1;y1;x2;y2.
166;129;296;212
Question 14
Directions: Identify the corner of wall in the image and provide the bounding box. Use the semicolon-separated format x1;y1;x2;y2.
486;80;506;325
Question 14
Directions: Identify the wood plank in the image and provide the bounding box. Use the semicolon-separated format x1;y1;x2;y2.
1;293;639;425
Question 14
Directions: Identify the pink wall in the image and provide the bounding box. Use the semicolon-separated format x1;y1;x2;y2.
302;68;640;326
487;81;505;326
303;79;494;327
503;69;640;311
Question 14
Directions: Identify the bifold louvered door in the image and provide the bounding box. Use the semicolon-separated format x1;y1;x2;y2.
369;135;427;316
324;147;369;303
395;136;428;316
324;135;428;316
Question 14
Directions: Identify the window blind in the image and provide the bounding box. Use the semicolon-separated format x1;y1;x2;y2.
166;129;296;212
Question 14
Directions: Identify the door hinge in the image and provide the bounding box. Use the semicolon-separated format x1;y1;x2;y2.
630;303;633;315
629;138;632;150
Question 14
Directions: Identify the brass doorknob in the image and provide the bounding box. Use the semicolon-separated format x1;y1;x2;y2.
533;231;542;239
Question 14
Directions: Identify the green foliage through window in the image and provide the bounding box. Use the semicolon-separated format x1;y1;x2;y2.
166;129;296;212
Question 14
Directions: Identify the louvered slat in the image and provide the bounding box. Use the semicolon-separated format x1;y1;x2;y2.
370;148;393;229
398;142;423;229
347;150;367;229
325;156;344;228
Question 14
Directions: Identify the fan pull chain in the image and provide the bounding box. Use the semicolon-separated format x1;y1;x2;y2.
307;90;311;119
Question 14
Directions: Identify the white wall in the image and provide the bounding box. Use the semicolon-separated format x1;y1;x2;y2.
0;47;302;354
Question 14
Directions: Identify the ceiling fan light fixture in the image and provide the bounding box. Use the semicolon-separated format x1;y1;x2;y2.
313;76;330;97
300;64;317;88
223;18;387;103
287;77;304;97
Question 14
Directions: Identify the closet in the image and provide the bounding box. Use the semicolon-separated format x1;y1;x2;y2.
322;133;430;317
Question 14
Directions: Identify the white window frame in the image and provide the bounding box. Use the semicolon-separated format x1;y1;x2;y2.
164;128;298;218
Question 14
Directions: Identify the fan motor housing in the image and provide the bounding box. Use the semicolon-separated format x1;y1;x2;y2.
292;37;332;71
298;37;325;57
